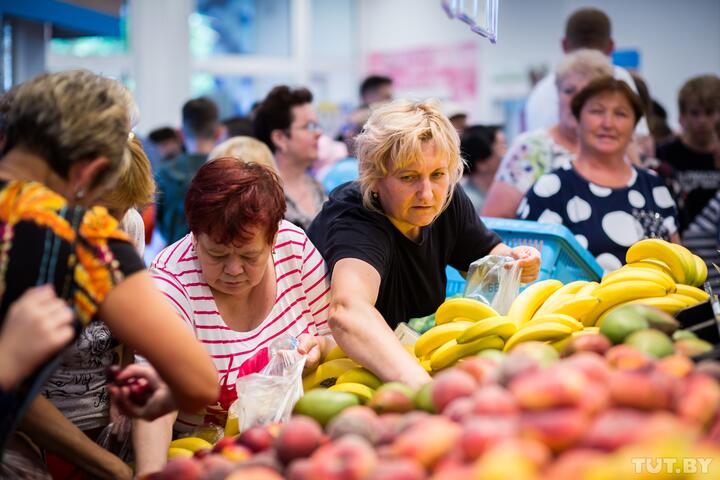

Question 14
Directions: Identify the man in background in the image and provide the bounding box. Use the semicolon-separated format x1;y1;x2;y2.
523;7;648;138
155;97;223;244
359;75;394;109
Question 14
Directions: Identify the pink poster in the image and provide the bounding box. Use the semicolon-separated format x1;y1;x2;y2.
366;42;478;102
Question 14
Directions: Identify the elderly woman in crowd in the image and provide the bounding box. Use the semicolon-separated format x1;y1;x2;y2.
519;76;679;272
308;100;541;390
208;135;278;171
0;70;217;476
482;49;614;218
134;158;333;475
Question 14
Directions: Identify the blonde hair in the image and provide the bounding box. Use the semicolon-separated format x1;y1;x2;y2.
555;49;614;88
208;136;278;172
355;99;464;212
102;134;155;218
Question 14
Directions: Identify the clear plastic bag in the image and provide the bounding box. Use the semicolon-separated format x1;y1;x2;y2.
229;335;307;433
95;413;134;462
463;255;521;314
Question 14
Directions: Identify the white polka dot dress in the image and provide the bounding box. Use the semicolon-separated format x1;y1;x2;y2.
517;165;679;273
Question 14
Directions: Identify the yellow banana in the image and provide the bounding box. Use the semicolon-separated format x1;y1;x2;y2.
421;358;432;373
669;242;697;285
601;267;676;293
524;313;583;331
666;293;702;308
414;321;474;358
534;281;588;316
167;447;194;460
430;335;504;371
581;280;669;327
507;279;564;325
575;281;600;297
324;344;347;361
169;437;213;453
625;259;675;278
456;316;517;344
329;382;374;403
435;297;499;325
335;367;383;389
626;239;690;284
302;358;357;390
545;295;601;321
675;284;710;303
503;322;573;352
692;255;708;287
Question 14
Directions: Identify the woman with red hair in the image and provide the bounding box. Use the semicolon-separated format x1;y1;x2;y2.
134;158;333;475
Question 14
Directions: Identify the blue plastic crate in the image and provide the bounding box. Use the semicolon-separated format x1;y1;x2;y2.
445;217;604;297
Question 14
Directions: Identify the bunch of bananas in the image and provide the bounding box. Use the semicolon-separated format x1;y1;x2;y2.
301;346;386;403
413;239;710;372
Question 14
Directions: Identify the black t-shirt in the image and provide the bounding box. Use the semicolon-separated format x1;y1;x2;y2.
307;182;501;328
656;138;720;231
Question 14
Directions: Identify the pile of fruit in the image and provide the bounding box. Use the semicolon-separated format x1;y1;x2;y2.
148;238;719;478
154;338;720;479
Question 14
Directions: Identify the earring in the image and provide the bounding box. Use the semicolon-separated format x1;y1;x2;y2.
371;191;379;200
75;188;86;201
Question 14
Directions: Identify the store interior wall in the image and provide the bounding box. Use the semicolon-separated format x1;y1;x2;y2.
42;0;720;137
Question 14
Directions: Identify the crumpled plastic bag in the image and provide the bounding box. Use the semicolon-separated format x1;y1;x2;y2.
96;413;133;462
463;255;522;314
229;334;307;433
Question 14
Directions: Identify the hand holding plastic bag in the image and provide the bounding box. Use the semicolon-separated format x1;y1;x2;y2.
230;334;307;433
463;255;522;314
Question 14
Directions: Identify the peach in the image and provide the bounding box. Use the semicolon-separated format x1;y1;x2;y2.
460;415;520;460
376;413;404;445
543;449;607;480
441;396;475;423
367;459;427;480
580;408;648;451
391;416;462;469
471;384;518;416
220;444;252;462
656;354;694;378
211;436;237;453
675;374;720;428
561;351;610;384
237;425;274;452
509;366;587;410
160;458;203;480
492;438;552;470
576;381;610;416
431;369;477;413
199;455;235;480
429;464;475;480
308;435;378;480
275;416;324;465
413;382;436;413
511;341;560;368
562;333;611;356
395;411;432;436
286;459;312;480
520;407;590;452
707;414;720;443
608;369;676;410
696;360;720;383
455;357;500;384
368;383;415;414
472;445;539;480
605;344;653;370
225;466;283;480
327;405;381;444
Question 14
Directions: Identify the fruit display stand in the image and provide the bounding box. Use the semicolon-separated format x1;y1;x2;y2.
445;218;604;297
153;238;720;479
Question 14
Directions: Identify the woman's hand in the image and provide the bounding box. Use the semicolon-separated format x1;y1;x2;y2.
0;285;75;390
509;245;542;283
297;333;322;375
108;364;176;421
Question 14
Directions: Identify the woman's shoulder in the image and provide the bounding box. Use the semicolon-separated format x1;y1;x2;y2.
276;219;310;243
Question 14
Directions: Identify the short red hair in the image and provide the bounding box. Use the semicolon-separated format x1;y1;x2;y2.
185;157;286;245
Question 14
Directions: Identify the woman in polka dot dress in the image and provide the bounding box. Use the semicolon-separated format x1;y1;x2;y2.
519;76;679;273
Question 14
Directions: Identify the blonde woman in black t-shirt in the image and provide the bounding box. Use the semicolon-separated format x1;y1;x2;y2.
308;100;541;390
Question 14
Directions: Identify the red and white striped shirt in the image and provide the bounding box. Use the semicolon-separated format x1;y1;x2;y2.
149;220;331;431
